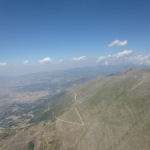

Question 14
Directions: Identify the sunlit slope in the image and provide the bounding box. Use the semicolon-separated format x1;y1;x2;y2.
56;68;150;150
0;68;150;150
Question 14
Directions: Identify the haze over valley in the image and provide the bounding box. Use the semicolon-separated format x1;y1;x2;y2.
0;0;150;149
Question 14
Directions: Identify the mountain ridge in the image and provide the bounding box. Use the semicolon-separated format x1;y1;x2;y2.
0;67;150;150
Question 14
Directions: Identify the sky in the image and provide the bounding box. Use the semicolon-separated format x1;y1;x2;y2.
0;0;150;75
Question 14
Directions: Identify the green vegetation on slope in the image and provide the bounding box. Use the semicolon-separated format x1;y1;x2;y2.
29;91;73;124
56;68;150;150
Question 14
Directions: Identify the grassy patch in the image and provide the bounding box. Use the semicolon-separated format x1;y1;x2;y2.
28;140;35;150
29;91;73;124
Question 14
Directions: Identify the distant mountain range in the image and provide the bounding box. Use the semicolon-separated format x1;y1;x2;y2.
0;65;132;90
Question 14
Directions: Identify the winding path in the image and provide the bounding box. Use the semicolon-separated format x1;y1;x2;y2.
55;92;84;126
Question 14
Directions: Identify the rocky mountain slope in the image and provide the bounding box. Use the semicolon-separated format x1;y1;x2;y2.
0;68;150;150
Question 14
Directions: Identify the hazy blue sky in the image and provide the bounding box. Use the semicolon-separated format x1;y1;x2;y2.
0;0;150;75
